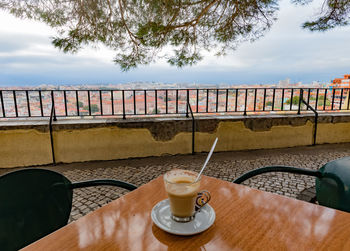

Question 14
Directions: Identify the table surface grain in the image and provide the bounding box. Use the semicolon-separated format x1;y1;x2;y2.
21;176;350;250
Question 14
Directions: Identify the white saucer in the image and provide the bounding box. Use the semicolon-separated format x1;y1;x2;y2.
151;199;215;236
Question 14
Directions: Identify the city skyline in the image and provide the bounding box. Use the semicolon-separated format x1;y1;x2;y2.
1;0;350;87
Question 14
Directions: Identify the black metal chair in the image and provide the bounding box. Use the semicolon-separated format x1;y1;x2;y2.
233;156;350;213
0;168;137;251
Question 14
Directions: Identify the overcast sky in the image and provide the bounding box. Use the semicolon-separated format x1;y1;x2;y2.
0;0;349;87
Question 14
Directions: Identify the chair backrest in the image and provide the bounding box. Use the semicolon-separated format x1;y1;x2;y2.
0;169;73;251
233;157;350;213
316;156;350;213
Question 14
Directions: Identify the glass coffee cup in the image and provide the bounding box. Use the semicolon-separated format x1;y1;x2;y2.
164;169;201;222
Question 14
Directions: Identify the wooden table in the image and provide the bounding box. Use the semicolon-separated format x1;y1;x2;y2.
22;176;350;250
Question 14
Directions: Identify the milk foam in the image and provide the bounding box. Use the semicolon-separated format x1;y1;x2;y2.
166;176;199;196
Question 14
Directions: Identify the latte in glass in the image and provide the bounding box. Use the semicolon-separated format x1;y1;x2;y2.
164;169;200;222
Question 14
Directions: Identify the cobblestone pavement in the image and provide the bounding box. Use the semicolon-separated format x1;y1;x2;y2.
2;143;350;222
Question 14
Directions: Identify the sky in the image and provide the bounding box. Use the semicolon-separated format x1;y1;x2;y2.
0;0;349;87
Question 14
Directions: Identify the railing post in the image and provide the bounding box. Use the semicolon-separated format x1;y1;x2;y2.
331;88;335;110
176;90;179;114
254;88;257;112
216;89;219;113
187;102;195;155
122;90;126;119
144;90;147;115
51;90;57;121
235;89;238;112
196;89;199;113
49;92;56;165
63;90;67;116
186;89;189;118
111;90;115;115
225;89;229;112
206;89;209;113
165;90;168;114
306;88;311;110
347;88;350;110
290;89;294;111
0;90;5;117
299;92;318;146
323;89;327;110
13;90;18;117
99;90;103;115
281;89;285;111
87;90;91;116
39;90;44;116
297;88;303;115
314;112;318;145
26;90;31;117
262;89;266;112
272;88;275;111
76;91;80;116
340;88;344;110
315;89;319;110
134;90;137;115
244;89;248;116
155;90;158;114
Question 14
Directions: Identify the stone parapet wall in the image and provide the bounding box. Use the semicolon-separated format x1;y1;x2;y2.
1;113;350;168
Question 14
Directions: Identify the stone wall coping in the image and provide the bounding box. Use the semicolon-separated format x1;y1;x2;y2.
0;112;350;131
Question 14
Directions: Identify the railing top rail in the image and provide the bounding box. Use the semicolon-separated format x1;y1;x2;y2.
0;87;347;92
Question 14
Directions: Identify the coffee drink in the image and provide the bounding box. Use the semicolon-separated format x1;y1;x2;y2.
164;169;200;222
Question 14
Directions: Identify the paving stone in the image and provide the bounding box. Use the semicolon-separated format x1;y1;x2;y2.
1;143;347;223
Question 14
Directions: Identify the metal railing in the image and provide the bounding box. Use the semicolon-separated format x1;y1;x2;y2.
299;89;318;146
187;101;196;155
0;87;349;119
49;93;56;165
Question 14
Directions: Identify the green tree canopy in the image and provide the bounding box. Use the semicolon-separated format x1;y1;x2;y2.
83;104;99;113
1;0;349;70
285;96;300;105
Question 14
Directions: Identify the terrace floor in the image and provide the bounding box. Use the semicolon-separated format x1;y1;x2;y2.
2;143;350;222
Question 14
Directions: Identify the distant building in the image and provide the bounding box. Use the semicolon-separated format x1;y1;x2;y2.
330;74;350;89
328;74;350;107
279;78;290;87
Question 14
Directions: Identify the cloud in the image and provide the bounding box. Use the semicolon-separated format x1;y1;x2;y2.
0;0;349;87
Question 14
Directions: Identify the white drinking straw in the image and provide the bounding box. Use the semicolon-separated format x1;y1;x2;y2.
195;137;218;182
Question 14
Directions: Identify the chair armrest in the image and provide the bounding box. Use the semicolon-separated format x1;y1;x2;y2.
70;179;137;191
233;166;322;184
